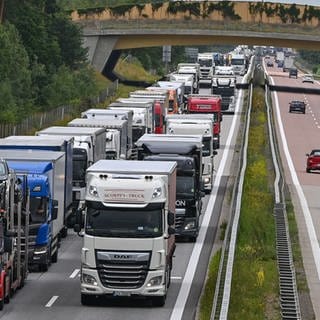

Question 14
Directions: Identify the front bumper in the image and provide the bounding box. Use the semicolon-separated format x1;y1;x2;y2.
81;268;166;297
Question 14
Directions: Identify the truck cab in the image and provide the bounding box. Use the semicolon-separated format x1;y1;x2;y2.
76;160;176;307
136;134;204;242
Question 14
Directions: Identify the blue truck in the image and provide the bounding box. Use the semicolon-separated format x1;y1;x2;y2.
0;149;65;272
0;136;73;231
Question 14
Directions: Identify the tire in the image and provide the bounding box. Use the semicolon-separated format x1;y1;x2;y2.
51;249;58;263
151;295;166;307
81;294;94;306
0;297;3;311
4;275;10;304
61;226;68;238
306;168;311;173
40;248;51;272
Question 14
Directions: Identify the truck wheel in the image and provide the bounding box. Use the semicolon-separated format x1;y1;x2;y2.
4;275;10;304
81;294;94;306
0;298;3;310
40;249;52;272
306;168;311;173
61;226;68;238
151;295;166;307
51;249;58;263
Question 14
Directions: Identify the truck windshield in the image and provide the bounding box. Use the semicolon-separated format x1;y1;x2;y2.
202;137;211;157
231;58;245;65
85;206;163;238
176;176;195;199
30;197;48;223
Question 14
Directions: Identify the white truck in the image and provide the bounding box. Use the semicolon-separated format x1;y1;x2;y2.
283;56;294;72
165;114;216;192
109;99;155;142
230;53;247;75
36;126;106;217
68;118;129;160
211;76;236;113
177;63;200;93
74;160;177;307
80;108;133;159
197;52;214;88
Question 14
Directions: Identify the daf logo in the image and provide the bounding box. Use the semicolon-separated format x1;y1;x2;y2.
114;254;130;259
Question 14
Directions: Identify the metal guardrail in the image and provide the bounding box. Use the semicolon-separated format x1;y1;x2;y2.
265;84;301;320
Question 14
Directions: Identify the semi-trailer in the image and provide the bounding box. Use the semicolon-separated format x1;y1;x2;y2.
36;126;106;222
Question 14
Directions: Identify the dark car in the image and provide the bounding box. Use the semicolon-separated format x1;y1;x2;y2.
266;60;274;67
306;149;320;173
289;100;306;114
289;68;298;78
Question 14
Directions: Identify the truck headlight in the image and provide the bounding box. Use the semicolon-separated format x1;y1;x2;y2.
34;246;47;255
204;177;211;184
184;221;196;230
147;276;162;287
82;273;98;286
88;186;98;197
152;187;162;198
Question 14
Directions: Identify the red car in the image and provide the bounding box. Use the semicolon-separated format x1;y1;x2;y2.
306;149;320;173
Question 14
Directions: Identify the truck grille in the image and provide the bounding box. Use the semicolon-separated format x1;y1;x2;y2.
96;250;151;289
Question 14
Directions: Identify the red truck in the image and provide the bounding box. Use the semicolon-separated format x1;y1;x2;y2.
186;94;222;149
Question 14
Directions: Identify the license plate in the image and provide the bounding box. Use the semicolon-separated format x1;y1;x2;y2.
113;291;131;297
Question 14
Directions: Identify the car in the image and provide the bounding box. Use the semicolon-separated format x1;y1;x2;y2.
289;68;298;78
302;74;314;83
266;60;274;67
306;149;320;173
289;100;306;114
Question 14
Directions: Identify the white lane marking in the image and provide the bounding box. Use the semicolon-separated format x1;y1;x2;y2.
69;269;80;279
270;75;320;281
45;296;59;307
171;276;182;280
170;74;244;320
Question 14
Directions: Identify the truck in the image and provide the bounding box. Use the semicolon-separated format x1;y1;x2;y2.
68;118;128;160
0;135;73;232
80;108;133;159
74;160;177;307
283;56;294;72
0;160;29;309
276;51;285;68
197;52;214;88
135;134;204;242
36;126;106;221
145;86;179;115
165;115;217;192
186;94;222;149
154;81;185;112
0;150;63;272
177;63;200;93
128;90;168;120
211;76;236;113
230;53;247;75
214;66;234;76
169;73;195;97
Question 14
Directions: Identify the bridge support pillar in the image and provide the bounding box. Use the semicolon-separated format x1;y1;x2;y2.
83;35;119;73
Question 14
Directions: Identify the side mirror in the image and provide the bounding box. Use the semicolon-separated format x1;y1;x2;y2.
167;211;175;226
4;236;13;254
168;227;175;235
74;224;81;233
51;200;58;220
213;150;218;156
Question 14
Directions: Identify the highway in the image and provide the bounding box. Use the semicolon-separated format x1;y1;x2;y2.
265;58;320;318
0;90;244;319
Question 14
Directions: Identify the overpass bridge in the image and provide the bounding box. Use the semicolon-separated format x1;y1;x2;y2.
70;1;320;73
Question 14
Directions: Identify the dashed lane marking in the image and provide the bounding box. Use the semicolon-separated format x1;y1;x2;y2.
45;296;59;307
69;269;80;279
